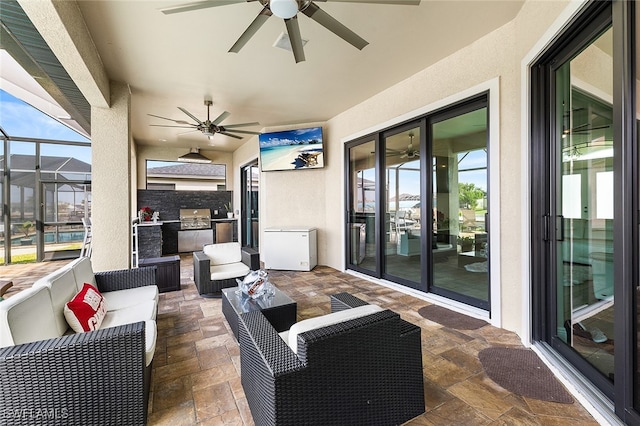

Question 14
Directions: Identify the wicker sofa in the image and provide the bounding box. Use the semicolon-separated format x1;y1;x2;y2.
238;292;425;426
193;242;260;297
0;257;158;426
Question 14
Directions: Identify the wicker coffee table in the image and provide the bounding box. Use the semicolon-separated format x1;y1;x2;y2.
222;285;297;339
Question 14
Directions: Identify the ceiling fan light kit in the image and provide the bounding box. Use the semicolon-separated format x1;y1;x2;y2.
160;0;420;63
177;148;212;163
270;0;298;19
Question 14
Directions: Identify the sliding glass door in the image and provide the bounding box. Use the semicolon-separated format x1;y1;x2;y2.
532;6;616;398
345;95;490;311
383;125;424;289
347;139;378;274
531;2;640;420
429;102;489;308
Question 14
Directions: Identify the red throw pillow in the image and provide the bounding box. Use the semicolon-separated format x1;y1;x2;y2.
64;283;107;332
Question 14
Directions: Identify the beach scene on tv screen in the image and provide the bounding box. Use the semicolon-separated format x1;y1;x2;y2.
259;127;324;171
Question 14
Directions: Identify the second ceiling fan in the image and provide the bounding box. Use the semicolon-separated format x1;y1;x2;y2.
149;99;260;140
161;0;420;63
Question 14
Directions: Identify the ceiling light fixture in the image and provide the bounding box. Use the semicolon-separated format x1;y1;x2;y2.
177;148;212;164
270;0;298;19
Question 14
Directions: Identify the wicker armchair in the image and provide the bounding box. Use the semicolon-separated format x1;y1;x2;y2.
238;292;425;426
193;244;260;297
0;266;157;426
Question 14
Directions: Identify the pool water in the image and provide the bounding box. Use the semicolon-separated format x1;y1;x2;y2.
9;231;84;246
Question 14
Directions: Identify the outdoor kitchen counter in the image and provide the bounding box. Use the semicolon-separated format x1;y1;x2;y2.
136;222;163;259
135;219;239;255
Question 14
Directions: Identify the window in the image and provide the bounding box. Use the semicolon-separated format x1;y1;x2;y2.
146;160;226;191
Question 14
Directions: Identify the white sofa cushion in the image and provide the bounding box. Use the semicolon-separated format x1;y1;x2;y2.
102;286;159;311
203;242;242;265
101;299;157;329
144;320;157;367
66;256;97;291
210;262;250;281
33;267;79;335
280;304;384;354
100;303;157;366
0;286;59;347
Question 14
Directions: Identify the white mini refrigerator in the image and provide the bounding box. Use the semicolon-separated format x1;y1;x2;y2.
263;227;317;271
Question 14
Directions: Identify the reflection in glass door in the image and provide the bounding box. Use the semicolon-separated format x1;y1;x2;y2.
347;140;377;274
554;27;614;384
383;126;423;288
429;104;489;309
241;161;259;250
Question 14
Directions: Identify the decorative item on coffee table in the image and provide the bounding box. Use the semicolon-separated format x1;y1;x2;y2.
236;269;274;299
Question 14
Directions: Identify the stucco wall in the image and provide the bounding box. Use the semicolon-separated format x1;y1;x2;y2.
91;81;131;271
231;122;327;261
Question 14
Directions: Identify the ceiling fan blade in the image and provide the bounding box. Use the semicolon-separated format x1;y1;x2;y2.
212;111;231;125
229;7;272;53
149;124;196;128
285;16;306;63
219;131;244;139
222;121;260;128
178;107;203;124
147;113;191;125
160;0;246;15
220;129;261;135
317;0;419;4
302;2;368;50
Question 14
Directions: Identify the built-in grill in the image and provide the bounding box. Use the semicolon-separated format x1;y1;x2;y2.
179;209;211;230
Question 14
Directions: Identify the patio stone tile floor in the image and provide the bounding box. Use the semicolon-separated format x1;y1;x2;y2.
0;256;600;425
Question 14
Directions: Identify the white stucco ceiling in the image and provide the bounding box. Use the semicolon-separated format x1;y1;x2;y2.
71;1;523;152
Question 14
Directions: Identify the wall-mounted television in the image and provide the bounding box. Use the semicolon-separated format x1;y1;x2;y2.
259;126;324;172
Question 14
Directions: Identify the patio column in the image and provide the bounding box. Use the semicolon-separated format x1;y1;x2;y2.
90;81;132;271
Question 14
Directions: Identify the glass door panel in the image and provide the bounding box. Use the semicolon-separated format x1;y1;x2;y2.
383;127;422;286
9;141;36;263
41;181;90;257
554;27;614;382
347;140;377;273
430;106;489;308
241;162;259;250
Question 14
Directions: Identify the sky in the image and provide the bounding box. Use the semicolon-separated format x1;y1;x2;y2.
0;89;91;163
384;149;488;197
258;126;323;148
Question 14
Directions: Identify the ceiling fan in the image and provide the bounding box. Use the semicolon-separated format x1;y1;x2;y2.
388;132;419;159
160;0;421;63
148;99;260;140
401;132;419;158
